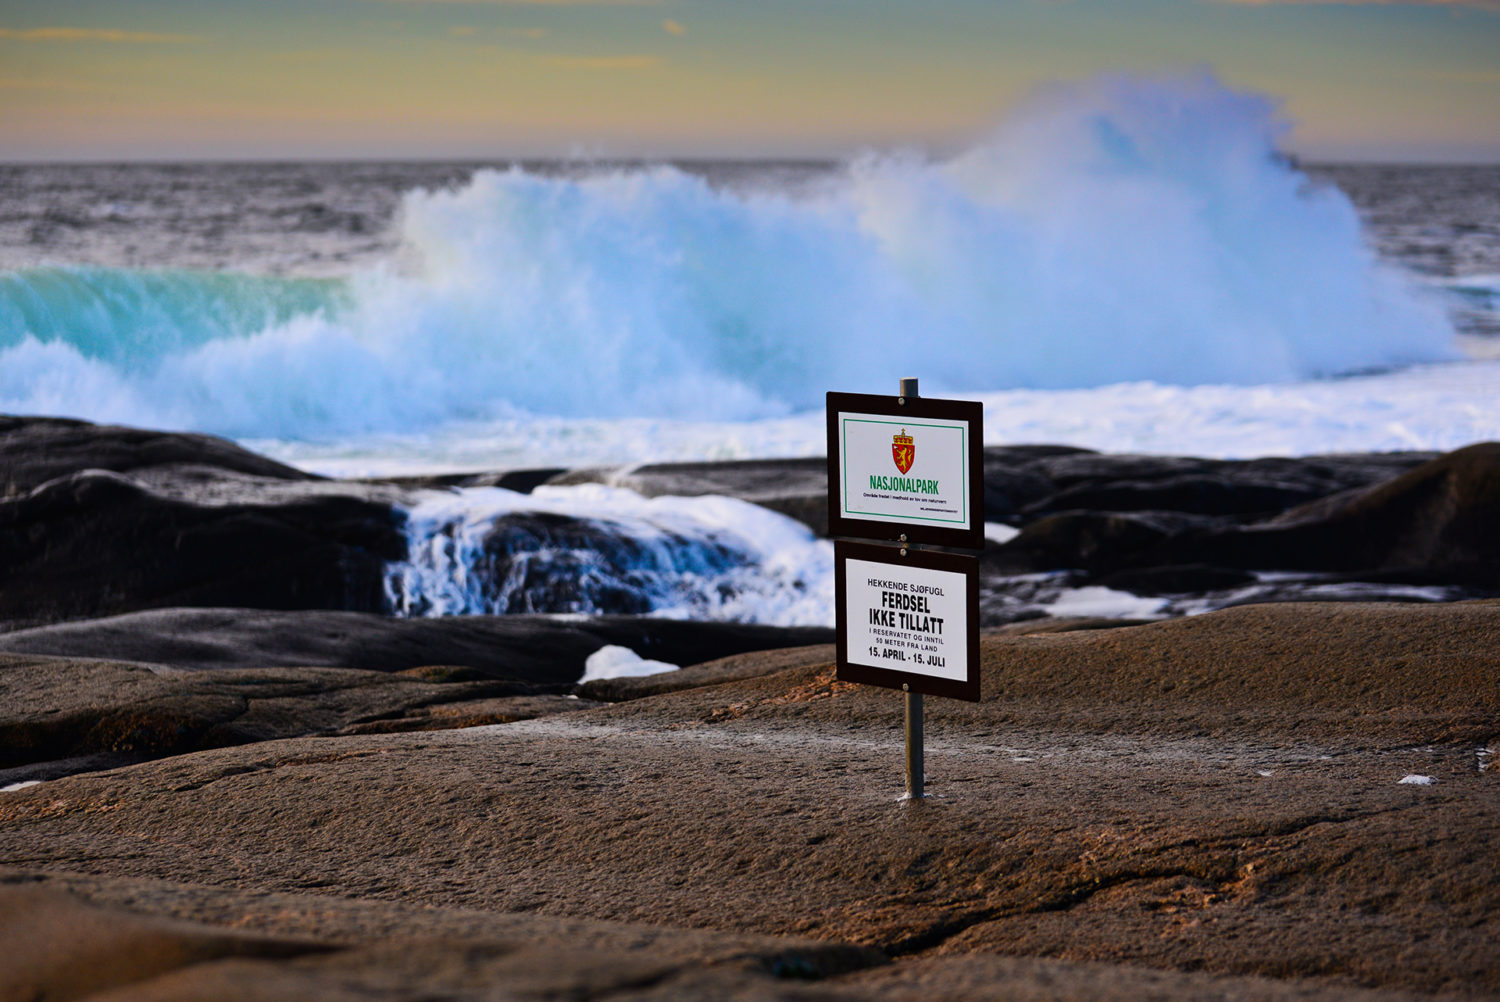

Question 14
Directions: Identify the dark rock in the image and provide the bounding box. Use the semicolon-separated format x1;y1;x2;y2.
976;447;1435;529
1030;452;1215;487
1181;443;1500;588
2;413;1486;633
1026;474;1319;519
984;445;1099;463
988;616;1160;634
985;510;1230;576
0;607;835;678
0;415;311;498
370;467;569;494
0;470;403;627
1095;564;1258;596
981;446;1500;601
979;468;1056;523
0;416;420;628
1011;452;1437;521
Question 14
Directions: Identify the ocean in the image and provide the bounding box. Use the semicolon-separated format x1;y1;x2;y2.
3;76;1497;627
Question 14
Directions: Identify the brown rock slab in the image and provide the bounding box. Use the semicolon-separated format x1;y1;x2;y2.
0;654;552;782
2;603;1488;996
1;603;1495;997
335;694;602;735
0;872;1433;1002
0;881;328;1002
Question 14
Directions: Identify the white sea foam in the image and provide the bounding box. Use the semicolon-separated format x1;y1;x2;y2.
0;73;1462;448
579;645;680;684
1041;586;1168;620
984;522;1021;545
249;359;1500;478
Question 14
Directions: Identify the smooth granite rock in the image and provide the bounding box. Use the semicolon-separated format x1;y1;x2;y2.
0;874;1435;1002
3;602;1495;999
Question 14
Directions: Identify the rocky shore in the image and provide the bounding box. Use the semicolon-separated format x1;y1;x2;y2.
7;416;1499;632
2;415;1498;999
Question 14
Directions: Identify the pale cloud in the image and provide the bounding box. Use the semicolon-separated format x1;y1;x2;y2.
0;76;99;91
1431;68;1500;83
1210;0;1500;8
0;26;203;43
364;0;665;6
449;24;548;39
662;18;686;34
541;53;660;69
268;47;352;64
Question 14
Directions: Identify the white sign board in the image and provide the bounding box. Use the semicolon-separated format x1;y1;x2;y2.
837;412;971;529
835;540;980;701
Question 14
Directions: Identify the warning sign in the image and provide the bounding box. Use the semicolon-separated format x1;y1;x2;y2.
835;540;980;702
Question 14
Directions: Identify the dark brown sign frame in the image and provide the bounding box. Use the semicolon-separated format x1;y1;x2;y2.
825;391;985;551
835;539;981;702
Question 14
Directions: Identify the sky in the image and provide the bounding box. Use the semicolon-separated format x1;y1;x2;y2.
1;0;1497;163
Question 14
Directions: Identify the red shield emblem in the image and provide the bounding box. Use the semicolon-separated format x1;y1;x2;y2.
892;429;915;475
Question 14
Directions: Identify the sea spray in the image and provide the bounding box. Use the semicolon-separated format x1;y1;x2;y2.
385;484;835;625
0;73;1456;441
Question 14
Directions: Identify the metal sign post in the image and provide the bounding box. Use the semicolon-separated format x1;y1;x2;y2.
828;377;983;803
899;377;924;803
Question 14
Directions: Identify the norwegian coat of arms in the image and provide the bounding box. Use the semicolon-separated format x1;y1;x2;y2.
892;429;915;475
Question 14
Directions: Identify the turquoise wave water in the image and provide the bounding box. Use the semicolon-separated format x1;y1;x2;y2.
0;266;350;369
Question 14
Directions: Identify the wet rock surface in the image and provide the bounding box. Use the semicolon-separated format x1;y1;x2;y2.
975;445;1500;622
985;447;1434;523
0;417;407;628
545;456;832;535
472;443;1493;623
397;509;751;617
0;414;313;497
